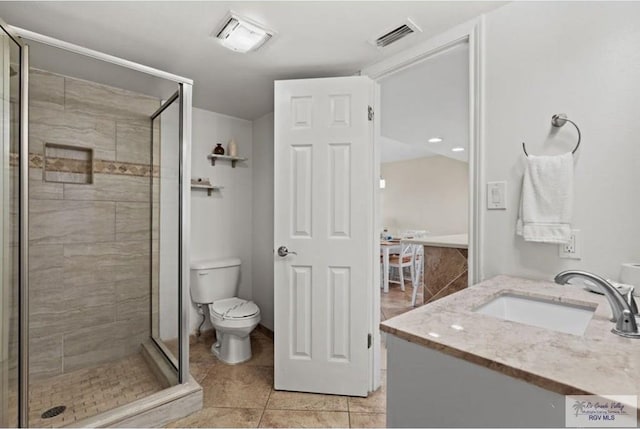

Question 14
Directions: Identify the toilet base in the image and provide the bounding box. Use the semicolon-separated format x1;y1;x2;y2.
211;330;252;364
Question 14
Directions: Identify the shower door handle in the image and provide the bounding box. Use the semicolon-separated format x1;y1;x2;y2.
277;246;297;257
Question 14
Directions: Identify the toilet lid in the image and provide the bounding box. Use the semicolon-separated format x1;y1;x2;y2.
210;298;259;319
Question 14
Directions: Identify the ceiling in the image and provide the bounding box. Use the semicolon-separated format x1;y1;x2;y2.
380;42;469;163
0;1;505;120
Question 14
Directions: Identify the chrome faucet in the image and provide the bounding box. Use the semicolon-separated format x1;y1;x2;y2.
555;270;640;339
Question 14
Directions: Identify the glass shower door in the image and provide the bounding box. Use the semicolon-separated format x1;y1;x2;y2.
0;22;24;428
151;91;181;371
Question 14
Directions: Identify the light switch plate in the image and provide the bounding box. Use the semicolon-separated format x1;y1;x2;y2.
487;181;507;210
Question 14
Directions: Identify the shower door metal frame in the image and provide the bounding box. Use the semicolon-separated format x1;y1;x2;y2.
0;17;29;428
149;86;192;384
178;83;192;385
5;24;194;426
18;42;28;429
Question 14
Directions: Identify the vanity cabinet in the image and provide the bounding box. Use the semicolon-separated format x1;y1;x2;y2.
381;275;640;428
386;334;565;427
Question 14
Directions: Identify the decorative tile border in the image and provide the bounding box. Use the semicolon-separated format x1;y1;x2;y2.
24;153;159;178
29;153;43;169
9;152;19;167
46;156;92;175
94;159;159;178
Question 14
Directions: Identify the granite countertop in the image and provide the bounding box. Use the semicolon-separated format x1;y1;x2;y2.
402;233;468;249
380;275;640;410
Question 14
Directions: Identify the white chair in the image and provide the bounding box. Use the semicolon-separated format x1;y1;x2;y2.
388;243;415;292
400;230;429;239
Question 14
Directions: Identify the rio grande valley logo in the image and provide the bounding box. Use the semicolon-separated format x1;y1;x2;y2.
565;395;637;427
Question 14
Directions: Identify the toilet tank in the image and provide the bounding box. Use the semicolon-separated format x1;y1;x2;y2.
190;258;241;304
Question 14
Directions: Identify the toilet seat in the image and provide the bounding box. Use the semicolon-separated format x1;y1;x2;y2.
207;298;261;364
209;298;259;319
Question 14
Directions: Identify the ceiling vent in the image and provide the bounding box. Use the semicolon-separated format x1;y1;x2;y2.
372;18;422;48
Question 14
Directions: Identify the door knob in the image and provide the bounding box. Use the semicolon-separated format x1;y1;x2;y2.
277;246;297;257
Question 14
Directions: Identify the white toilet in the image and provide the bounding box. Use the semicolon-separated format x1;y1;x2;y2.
190;258;261;364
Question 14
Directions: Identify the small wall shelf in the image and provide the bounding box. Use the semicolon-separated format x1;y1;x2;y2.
191;183;223;196
207;154;248;168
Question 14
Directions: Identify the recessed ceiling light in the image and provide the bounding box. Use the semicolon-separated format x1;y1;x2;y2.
428;137;443;143
215;12;274;53
451;147;465;152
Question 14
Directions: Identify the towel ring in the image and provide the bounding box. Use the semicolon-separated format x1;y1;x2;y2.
522;114;581;157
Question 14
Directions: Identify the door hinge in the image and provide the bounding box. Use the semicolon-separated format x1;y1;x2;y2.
367;333;372;349
368;106;374;121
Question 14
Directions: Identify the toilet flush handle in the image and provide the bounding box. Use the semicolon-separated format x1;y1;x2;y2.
277;246;297;257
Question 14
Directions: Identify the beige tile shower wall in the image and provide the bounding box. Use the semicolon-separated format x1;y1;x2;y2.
28;69;160;380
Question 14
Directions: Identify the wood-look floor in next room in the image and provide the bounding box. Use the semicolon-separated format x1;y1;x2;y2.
381;280;421;321
167;284;412;428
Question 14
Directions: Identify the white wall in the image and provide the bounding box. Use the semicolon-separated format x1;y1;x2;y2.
381;156;468;236
189;108;254;334
251;112;275;331
482;2;640;281
181;2;640;338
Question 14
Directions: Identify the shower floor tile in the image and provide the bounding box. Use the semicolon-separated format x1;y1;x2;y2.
28;352;163;428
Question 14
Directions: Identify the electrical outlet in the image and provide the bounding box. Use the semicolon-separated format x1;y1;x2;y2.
559;229;581;259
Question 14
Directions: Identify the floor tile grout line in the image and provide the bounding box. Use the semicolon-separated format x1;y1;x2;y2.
263;406;350;412
187;403;266;410
257;388;273;428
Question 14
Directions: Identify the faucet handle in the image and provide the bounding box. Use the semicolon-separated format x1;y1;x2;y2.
625;287;639;316
613;309;640;337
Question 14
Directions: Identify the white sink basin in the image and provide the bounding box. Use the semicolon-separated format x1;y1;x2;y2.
474;293;595;336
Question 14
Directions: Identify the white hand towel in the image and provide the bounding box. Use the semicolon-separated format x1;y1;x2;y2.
516;152;574;243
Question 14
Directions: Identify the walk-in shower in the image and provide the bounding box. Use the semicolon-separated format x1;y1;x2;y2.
0;20;200;428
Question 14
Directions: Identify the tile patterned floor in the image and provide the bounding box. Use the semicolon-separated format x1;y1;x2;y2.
27;353;163;428
166;329;388;428
16;284;410;428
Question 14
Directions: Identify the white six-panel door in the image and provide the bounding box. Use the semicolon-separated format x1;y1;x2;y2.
274;76;375;396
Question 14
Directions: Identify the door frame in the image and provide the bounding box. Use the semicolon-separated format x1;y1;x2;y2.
361;16;485;391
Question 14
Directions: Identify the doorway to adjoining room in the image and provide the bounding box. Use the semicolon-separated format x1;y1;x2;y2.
378;41;470;321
